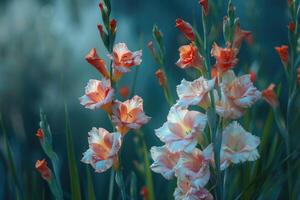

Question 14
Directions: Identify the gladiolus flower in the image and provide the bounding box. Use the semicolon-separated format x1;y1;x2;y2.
109;43;142;73
176;43;204;69
221;70;261;108
220;121;260;170
288;21;295;32
175;145;213;188
147;41;157;59
215;71;261;119
155;107;207;153
150;145;180;180
234;24;253;49
155;69;166;87
198;0;209;16
174;180;213;200
275;45;289;66
36;128;44;139
262;83;278;107
85;48;110;79
176;77;215;108
211;43;238;73
112;95;151;135
35;159;52;181
79;79;114;112
81;127;121;173
175;19;195;41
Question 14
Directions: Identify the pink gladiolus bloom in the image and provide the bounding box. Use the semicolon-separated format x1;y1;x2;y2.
79;79;114;113
112;95;151;135
109;43;142;73
85;48;110;79
174;180;213;200
150;145;180;180
176;43;204;69
215;70;261;119
176;77;215;108
155;107;207;153
175;145;213;188
81;127;121;173
220;121;260;170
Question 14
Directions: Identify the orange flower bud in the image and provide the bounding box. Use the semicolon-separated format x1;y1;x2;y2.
211;67;219;84
175;19;195;41
155;69;166;86
119;86;129;98
288;21;295;32
35;159;52;181
199;0;209;16
85;48;110;79
262;84;278;107
36;128;44;139
110;19;117;33
147;41;157;58
275;45;289;66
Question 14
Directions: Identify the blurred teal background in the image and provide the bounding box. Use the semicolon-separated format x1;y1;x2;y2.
0;0;294;199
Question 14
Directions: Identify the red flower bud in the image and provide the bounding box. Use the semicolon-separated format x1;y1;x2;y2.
249;71;256;82
110;19;117;33
36;128;44;139
140;186;149;200
288;21;295;32
155;69;166;87
175;19;195;41
275;45;289;66
199;0;209;16
262;84;278;107
35;159;52;181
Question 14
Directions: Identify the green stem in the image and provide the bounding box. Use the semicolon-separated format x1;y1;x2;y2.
108;169;115;200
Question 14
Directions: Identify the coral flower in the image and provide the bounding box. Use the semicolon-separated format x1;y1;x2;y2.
79;79;114;112
275;45;289;66
220;121;260;170
155;107;207;153
262;83;278;107
198;0;209;16
109;43;142;73
112;95;151;135
175;19;195;41
85;48;110;79
81;127;121;173
174;180;213;200
234;24;253;49
176;43;204;69
150;145;180;180
211;42;238;73
288;21;295;32
175;145;213;188
35;159;52;181
176;77;215;108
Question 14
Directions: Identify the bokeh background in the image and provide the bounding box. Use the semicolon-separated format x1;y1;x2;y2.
0;0;295;199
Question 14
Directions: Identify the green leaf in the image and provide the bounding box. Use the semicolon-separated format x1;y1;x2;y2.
130;172;137;200
64;104;82;200
86;166;96;200
115;170;126;200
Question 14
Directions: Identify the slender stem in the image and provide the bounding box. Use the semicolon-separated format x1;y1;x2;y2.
108;169;115;200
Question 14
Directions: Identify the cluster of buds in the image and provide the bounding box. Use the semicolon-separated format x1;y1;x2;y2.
150;1;261;199
80;1;150;173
